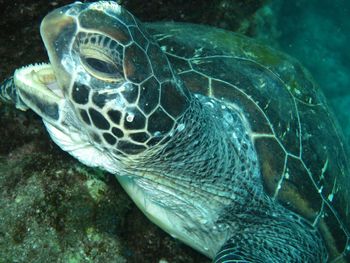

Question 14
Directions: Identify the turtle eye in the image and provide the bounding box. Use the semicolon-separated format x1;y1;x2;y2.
80;54;122;82
83;57;117;75
76;32;124;82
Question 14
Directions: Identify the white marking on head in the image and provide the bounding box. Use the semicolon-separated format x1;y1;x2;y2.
126;112;135;122
90;1;122;15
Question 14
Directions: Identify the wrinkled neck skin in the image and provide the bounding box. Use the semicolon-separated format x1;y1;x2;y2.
141;94;263;205
115;94;326;261
116;93;264;257
126;93;262;194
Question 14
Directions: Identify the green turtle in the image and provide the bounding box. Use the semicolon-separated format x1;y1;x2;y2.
1;1;349;262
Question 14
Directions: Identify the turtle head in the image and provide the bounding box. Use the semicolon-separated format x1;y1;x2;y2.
13;2;190;171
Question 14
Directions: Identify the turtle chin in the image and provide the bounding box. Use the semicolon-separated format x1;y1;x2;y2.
43;118;120;175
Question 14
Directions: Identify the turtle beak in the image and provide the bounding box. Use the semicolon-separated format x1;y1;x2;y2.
14;63;62;99
13;3;77;115
13;63;62;121
40;4;77;96
12;6;78;121
13;3;84;122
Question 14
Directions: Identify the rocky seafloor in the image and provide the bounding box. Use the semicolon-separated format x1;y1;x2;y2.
0;0;349;262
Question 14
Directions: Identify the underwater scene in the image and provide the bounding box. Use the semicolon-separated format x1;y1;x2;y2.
0;1;349;262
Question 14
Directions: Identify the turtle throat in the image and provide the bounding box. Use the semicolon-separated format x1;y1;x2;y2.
119;94;263;257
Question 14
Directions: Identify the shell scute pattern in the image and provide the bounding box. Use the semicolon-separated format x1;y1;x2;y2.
211;79;272;134
166;55;192;73
189;56;301;157
253;136;285;196
273;60;321;105
148;22;350;260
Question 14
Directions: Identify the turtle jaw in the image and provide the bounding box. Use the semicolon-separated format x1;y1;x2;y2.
14;63;64;121
14;63;63;98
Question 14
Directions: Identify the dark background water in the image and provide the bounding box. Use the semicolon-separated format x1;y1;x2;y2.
0;1;349;262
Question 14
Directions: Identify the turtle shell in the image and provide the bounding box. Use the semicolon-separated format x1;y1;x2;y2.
146;22;350;261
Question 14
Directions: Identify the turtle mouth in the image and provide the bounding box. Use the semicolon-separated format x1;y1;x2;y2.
14;62;64;100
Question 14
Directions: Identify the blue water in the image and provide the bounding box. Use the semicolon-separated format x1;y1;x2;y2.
271;0;350;147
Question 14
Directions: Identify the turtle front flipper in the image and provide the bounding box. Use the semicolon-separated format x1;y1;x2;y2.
213;240;250;263
213;212;328;263
0;76;28;110
213;235;324;263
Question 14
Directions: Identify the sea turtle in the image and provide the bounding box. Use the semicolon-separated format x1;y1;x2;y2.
1;1;349;262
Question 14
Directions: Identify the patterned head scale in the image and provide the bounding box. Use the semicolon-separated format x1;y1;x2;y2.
40;1;190;155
